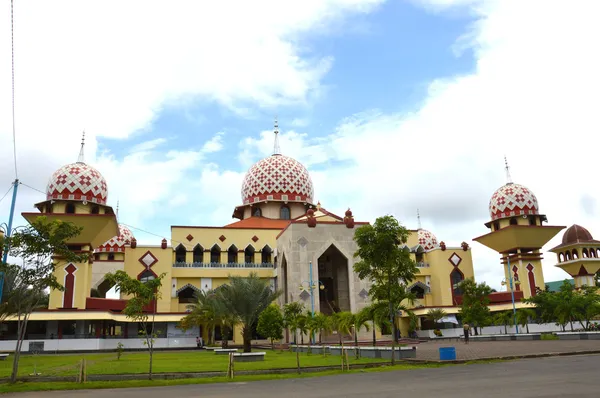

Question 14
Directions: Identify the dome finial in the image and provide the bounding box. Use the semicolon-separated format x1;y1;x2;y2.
417;208;422;229
116;200;120;218
273;117;281;155
77;131;86;163
504;155;512;184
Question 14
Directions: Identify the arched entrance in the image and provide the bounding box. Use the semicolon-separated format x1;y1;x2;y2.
317;245;350;314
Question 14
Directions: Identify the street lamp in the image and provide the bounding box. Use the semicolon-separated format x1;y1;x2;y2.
299;261;325;344
501;254;520;334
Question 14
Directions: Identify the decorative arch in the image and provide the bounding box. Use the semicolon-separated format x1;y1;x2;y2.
63;263;77;309
558;252;565;262
175;244;187;263
582;248;589;258
408;281;430;299
228;244;239;264
210;244;221;264
176;283;201;295
261;244;273;264
245;245;256;264
450;268;465;305
565;251;572;261
572;249;579;259
526;263;536;297
192;244;204;263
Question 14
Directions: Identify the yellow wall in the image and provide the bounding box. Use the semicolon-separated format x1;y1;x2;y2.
49;249;93;310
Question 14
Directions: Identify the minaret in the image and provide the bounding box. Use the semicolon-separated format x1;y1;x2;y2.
273;117;281;155
78;131;86;163
549;225;600;288
473;159;565;298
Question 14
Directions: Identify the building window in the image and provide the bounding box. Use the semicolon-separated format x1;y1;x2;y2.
175;245;187;263
493;221;500;231
410;285;425;299
91;205;100;214
509;218;518;226
253;208;262;217
245;245;255;264
450;269;464;296
528;216;536;226
280;206;290;220
65;203;76;214
261;245;272;264
193;244;204;263
108;253;115;261
210;245;221;264
228;245;238;263
139;270;155;283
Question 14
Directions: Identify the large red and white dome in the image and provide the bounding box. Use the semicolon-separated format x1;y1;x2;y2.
489;182;539;221
241;154;314;205
95;224;134;253
46;162;108;205
417;229;439;251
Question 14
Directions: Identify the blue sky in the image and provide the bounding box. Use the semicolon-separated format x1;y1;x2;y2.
2;0;599;289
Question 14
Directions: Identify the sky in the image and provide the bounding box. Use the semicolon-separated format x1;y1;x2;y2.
1;0;599;291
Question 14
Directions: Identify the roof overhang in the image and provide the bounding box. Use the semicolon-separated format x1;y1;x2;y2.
473;225;565;253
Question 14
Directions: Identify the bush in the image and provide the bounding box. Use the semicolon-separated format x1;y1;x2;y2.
540;333;558;340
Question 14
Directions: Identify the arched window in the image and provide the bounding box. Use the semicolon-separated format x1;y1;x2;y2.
210;245;221;264
582;248;589;258
558;252;565;262
139;270;155;283
410;285;425;299
565;251;572;261
450;269;464;297
228;245;238;264
261;245;272;264
572;249;579;259
108;253;115;261
65;203;76;214
253;208;262;217
193;244;204;263
280;206;291;220
245;245;255;264
175;245;187;263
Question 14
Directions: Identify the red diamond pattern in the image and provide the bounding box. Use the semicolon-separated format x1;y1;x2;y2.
241;155;314;204
46;162;108;204
186;234;194;242
252;235;259;242
95;225;134;253
489;183;539;221
219;235;226;242
417;229;439;250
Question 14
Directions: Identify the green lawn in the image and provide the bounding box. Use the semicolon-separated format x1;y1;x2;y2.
0;349;387;378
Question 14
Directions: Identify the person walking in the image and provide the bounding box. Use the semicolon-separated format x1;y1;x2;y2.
463;323;470;344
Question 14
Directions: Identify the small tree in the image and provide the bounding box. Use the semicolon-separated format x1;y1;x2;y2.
104;270;164;380
427;308;447;330
458;278;493;335
1;216;86;384
283;302;304;344
354;215;419;365
493;311;513;334
218;273;280;352
257;304;284;350
308;312;331;345
516;308;536;333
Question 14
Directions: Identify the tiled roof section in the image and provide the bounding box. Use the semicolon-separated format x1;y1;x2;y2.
224;217;291;230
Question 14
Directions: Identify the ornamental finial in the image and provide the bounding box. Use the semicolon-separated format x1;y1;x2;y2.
504;155;513;184
273;117;281;155
417;208;422;229
77;131;86;163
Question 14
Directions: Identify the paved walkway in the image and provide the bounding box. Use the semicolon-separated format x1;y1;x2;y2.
412;339;600;360
8;354;599;397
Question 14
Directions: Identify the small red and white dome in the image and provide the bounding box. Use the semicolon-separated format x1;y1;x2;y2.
417;229;439;251
95;224;134;253
489;182;539;221
46;161;108;205
241;154;314;205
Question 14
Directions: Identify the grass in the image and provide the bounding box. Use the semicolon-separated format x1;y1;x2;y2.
540;334;559;340
0;361;454;393
0;349;386;379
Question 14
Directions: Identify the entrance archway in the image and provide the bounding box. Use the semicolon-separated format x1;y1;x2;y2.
317;245;350;314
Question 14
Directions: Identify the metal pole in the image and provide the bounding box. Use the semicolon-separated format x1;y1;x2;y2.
506;255;519;334
309;261;315;344
0;179;19;300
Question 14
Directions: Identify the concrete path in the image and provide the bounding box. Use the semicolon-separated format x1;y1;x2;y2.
6;354;599;397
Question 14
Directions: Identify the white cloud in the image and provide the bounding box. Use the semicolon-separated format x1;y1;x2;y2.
201;132;225;154
0;0;384;244
224;0;600;290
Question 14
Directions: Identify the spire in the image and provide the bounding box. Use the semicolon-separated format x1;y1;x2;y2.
116;200;120;218
273;117;281;155
417;209;422;229
504;155;513;184
77;131;86;163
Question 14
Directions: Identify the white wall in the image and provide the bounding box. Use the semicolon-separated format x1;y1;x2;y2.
416;322;567;338
0;337;197;353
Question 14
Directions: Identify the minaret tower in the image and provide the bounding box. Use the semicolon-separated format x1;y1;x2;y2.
549;225;600;288
473;158;565;298
21;132;118;310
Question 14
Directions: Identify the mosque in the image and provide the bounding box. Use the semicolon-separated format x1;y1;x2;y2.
0;122;596;351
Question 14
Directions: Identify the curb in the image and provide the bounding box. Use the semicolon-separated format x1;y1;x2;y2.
403;349;600;364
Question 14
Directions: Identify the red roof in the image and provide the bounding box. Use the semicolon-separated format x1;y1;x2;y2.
224;217;291;230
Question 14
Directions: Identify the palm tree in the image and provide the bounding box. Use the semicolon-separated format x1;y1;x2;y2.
309;313;331;346
283;302;304;344
296;312;310;345
359;302;391;346
347;311;370;358
218;273;281;352
427;308;448;331
494;311;513;334
516;308;536;334
180;288;225;345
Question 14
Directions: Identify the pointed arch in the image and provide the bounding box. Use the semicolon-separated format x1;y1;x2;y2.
176;283;201;295
261;244;273;264
193;243;204;263
228;244;239;264
210;244;221;264
245;245;256;264
175;243;187;263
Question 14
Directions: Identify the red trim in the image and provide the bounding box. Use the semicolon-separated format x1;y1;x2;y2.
63;264;77;309
450;268;465;305
137;267;158;281
526;263;536;296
